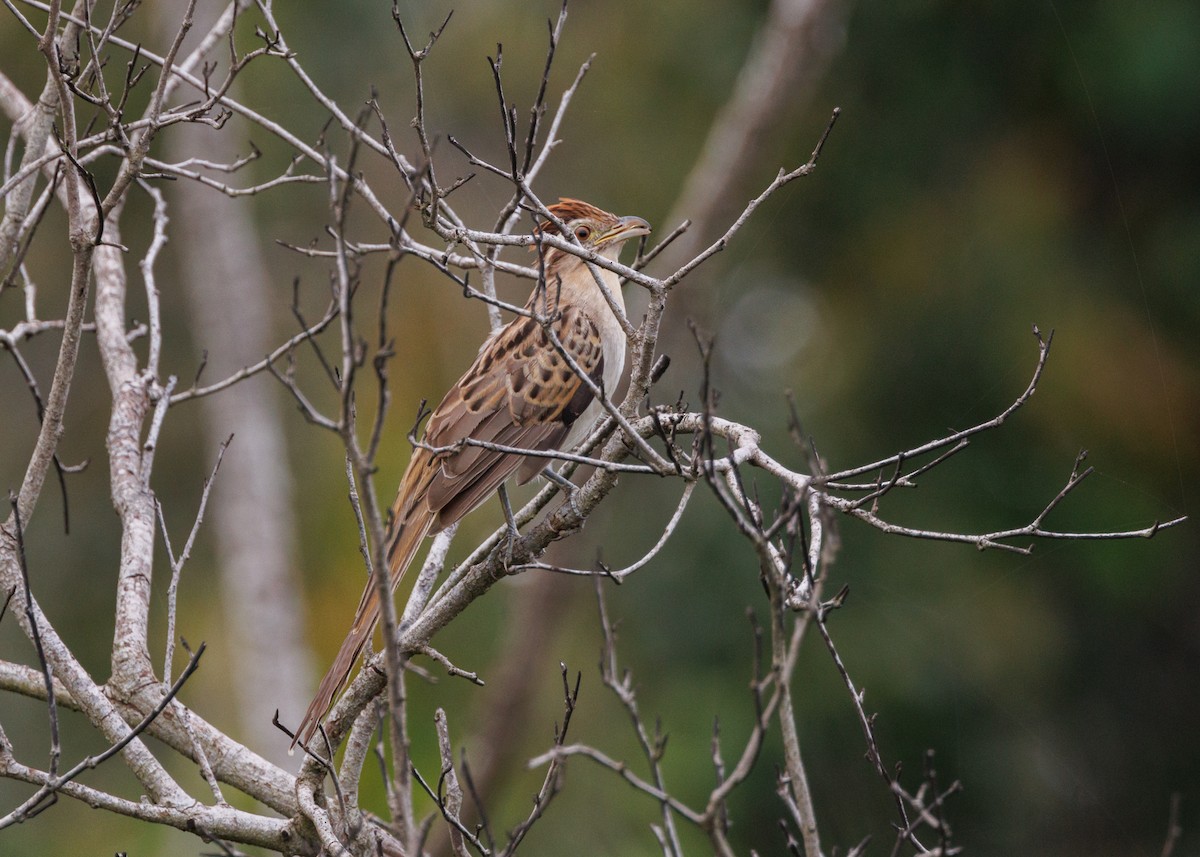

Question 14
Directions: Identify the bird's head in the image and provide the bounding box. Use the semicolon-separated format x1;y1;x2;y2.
537;198;651;267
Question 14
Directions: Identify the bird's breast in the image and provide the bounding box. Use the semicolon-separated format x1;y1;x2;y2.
563;269;626;450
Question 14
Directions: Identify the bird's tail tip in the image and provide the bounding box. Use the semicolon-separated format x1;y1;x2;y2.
292;617;375;750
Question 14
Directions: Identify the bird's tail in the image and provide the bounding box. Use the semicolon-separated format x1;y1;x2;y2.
293;510;433;749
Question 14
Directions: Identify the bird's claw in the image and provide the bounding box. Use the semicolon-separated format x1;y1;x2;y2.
542;466;584;518
503;519;519;568
498;484;520;570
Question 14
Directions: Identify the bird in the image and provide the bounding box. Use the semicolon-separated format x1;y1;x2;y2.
294;199;651;747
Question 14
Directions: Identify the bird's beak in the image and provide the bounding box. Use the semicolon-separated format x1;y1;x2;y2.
597;215;652;246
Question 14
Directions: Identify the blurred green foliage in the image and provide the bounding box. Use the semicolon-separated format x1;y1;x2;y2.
1;1;1196;855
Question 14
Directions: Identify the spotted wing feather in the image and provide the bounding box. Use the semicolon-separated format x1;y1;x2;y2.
423;307;604;524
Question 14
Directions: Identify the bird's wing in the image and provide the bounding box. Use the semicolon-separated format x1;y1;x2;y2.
420;307;605;527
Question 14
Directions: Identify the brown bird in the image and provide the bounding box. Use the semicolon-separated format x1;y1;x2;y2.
295;199;651;746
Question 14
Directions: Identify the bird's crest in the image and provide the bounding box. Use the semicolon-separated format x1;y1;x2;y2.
536;198;616;237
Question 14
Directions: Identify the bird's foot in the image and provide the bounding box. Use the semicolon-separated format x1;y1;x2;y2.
542;466;584;519
498;484;520;569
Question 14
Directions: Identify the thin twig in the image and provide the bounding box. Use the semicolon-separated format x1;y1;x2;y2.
7;493;59;785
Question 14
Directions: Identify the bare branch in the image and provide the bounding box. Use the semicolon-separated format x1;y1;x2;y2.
503;663;581;855
515;481;696;580
433;708;468;857
0;643;206;829
824;326;1053;484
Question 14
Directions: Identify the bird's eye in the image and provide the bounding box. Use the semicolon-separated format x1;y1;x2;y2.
573;225;592;241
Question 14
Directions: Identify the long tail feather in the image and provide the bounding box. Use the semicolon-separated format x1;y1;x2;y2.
293;509;433;748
